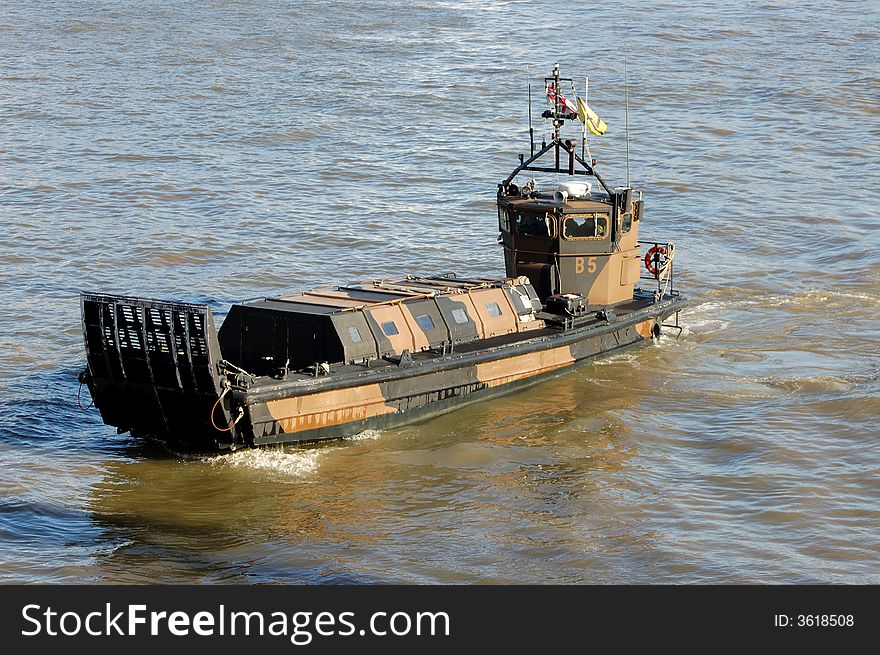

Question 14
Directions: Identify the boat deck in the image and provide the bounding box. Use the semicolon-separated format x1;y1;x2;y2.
240;289;682;401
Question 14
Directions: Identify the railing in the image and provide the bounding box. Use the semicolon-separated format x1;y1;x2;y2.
636;240;679;300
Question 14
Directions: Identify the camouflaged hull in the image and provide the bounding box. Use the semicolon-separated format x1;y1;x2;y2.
244;295;683;446
80;285;685;450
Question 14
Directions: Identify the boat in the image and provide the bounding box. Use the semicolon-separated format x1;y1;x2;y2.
78;65;687;451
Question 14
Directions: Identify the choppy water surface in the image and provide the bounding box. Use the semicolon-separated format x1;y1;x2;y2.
1;1;878;583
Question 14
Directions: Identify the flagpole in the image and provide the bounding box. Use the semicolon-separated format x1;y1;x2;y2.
584;76;592;167
581;76;586;162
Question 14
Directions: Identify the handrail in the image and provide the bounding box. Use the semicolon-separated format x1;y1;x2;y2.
637;240;678;298
501;138;613;196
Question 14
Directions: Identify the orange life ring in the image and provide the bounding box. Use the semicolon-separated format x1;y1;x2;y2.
644;245;667;277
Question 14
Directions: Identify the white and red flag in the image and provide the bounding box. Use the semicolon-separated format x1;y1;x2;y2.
546;82;578;115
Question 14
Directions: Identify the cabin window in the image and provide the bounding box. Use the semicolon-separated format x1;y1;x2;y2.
515;212;554;238
562;213;608;240
451;308;469;324
415;314;435;330
347;326;362;343
486;302;502;317
498;207;510;232
621;212;633;233
381;321;399;336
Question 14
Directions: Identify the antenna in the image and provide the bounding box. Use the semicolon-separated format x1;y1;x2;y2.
624;45;631;188
527;66;534;156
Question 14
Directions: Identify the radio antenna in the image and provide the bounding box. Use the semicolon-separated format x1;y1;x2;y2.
527;66;534;156
624;45;631;188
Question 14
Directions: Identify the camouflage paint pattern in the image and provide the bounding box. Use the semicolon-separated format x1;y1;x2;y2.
266;383;397;433
251;313;667;444
475;345;574;388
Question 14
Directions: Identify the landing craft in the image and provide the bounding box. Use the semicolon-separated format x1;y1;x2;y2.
78;65;686;450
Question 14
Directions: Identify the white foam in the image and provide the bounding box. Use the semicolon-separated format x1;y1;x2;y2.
345;429;383;442
203;447;322;478
677;300;730;334
683;317;730;334
802;289;879;304
592;350;640;366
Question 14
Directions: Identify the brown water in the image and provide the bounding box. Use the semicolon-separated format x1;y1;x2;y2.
1;1;878;583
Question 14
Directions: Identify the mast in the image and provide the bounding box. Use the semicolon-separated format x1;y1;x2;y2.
500;64;614;197
624;46;631;188
552;63;562;141
553;63;560;171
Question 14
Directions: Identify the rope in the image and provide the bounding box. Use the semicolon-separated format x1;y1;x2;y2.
76;381;94;411
210;386;244;432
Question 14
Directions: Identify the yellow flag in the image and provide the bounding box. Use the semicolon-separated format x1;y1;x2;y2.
577;97;607;136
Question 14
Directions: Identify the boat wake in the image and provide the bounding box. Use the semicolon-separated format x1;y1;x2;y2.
202;447;322;479
755;374;857;394
345;429;383;442
677;301;730;336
